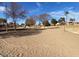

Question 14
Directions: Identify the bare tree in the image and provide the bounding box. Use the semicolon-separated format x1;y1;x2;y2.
6;2;26;30
25;16;36;27
37;13;50;26
43;20;50;26
0;3;8;32
0;18;7;31
24;15;37;28
4;3;8;32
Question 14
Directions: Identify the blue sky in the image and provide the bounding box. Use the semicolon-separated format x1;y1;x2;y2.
0;2;79;24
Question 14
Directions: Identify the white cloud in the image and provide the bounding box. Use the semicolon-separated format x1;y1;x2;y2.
48;10;79;22
68;10;79;21
36;2;41;7
0;6;6;12
49;11;64;15
56;2;61;4
29;8;40;13
48;11;65;19
64;7;74;11
29;2;42;13
69;7;74;10
0;6;10;12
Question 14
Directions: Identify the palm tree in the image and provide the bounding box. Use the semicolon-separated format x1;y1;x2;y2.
65;11;69;21
64;11;69;31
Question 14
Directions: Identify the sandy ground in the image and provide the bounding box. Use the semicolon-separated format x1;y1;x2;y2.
0;27;79;57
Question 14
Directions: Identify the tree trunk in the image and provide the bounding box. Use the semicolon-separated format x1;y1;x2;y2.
24;20;27;29
24;24;26;29
54;24;56;26
5;3;8;32
14;22;16;31
5;22;8;32
13;19;16;31
64;15;67;31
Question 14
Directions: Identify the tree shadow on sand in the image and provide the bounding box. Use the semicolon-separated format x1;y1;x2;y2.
0;29;42;39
